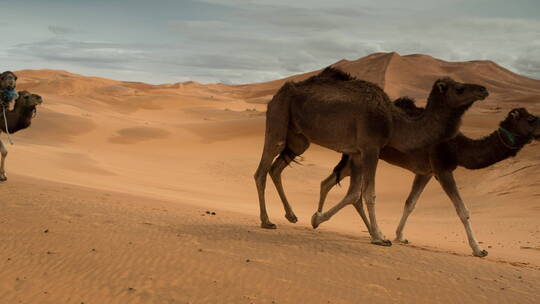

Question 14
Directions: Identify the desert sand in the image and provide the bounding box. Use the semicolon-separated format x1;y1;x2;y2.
1;52;540;303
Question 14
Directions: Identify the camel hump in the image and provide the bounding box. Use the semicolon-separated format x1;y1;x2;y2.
394;97;425;116
394;97;417;109
317;66;355;81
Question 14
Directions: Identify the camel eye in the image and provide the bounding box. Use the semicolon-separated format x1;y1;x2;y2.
528;116;537;124
456;87;465;94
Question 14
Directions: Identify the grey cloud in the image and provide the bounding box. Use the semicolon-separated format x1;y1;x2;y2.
3;0;540;84
48;25;77;35
181;53;280;71
514;44;540;79
11;38;151;70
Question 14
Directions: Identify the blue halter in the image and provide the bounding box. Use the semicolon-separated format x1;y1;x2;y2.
1;89;18;102
498;126;518;147
498;115;540;148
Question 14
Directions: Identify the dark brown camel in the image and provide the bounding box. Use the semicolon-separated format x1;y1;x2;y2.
317;100;540;257
0;91;43;182
254;67;488;246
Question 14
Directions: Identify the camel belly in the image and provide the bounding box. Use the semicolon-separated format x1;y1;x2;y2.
380;147;433;175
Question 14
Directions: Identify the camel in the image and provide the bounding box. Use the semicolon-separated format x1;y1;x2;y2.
254;67;488;246
316;100;540;256
0;71;18;108
0;91;43;182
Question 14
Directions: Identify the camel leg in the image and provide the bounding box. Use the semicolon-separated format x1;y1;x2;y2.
269;132;309;223
0;139;7;182
352;199;372;235
361;148;391;246
437;171;487;257
318;161;372;234
348;163;372;235
254;144;283;229
394;174;432;243
269;156;298;223
254;95;292;229
311;153;363;229
318;162;351;212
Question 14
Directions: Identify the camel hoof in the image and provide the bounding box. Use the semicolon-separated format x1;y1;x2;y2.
311;212;323;229
260;222;277;229
0;176;6;182
285;213;298;223
371;239;392;247
394;238;409;244
473;250;488;258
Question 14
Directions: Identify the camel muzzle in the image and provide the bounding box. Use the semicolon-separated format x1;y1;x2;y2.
533;116;540;140
476;87;489;100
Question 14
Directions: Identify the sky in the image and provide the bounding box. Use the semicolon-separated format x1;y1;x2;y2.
0;0;539;84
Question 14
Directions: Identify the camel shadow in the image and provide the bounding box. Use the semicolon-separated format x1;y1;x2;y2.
172;220;377;256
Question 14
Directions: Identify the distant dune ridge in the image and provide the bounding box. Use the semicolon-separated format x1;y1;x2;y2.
2;52;540;303
16;52;540;103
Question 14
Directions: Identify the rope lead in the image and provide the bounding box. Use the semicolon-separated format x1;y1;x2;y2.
2;106;14;145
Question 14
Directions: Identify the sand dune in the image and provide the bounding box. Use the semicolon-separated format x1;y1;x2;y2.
1;52;540;303
237;52;540;107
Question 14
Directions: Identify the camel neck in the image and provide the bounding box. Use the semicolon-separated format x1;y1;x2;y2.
453;130;527;170
2;105;34;133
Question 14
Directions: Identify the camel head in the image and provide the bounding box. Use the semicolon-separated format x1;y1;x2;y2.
0;71;17;90
500;108;540;142
430;77;488;109
14;91;43;109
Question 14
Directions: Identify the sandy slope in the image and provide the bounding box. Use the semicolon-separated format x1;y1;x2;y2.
1;52;540;303
2;175;540;304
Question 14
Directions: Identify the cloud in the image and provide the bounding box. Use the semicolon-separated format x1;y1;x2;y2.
11;38;150;70
513;44;540;79
48;25;77;35
2;0;539;83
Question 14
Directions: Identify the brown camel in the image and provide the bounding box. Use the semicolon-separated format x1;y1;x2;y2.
316;100;540;256
0;71;18;108
254;67;488;246
0;91;43;182
0;71;17;90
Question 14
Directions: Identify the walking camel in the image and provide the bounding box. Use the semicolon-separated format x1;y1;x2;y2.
0;91;43;181
315;100;540;256
254;67;488;246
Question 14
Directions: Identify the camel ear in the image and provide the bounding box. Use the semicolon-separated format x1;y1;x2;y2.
509;109;520;120
436;80;448;94
1;71;16;81
17;91;29;99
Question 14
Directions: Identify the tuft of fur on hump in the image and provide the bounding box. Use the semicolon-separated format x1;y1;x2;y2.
316;66;355;81
393;97;425;117
298;67;357;87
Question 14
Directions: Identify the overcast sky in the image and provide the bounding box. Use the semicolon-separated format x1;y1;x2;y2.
0;0;539;84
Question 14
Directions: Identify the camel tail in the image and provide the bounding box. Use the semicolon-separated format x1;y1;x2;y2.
333;154;349;186
262;81;298;154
